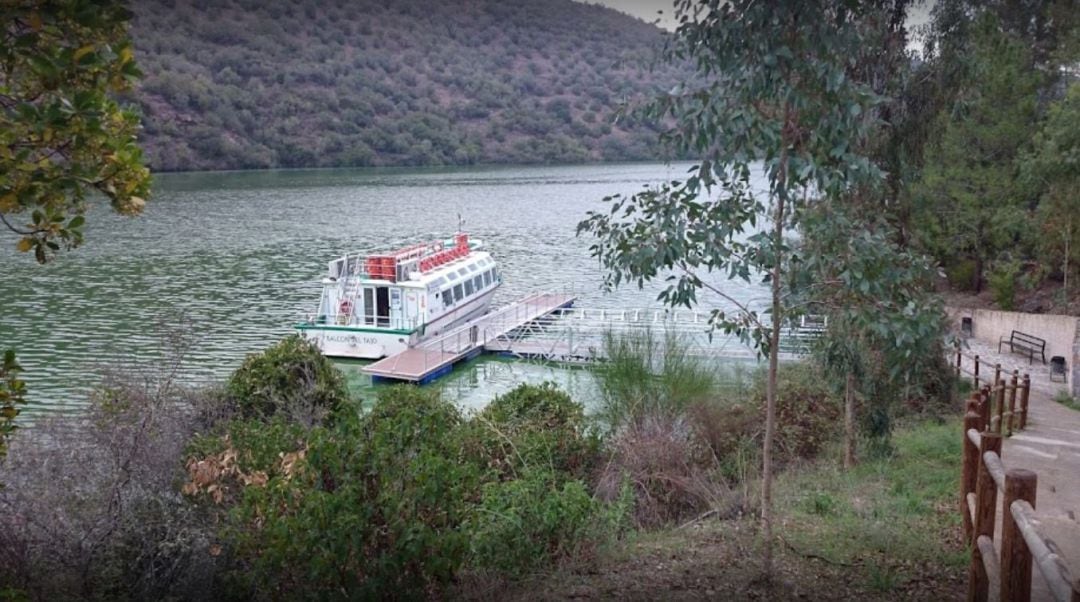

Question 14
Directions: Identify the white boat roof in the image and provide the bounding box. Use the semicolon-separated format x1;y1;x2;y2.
400;250;495;288
325;239;496;289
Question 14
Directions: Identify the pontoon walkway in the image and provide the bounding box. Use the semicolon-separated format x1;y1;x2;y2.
361;292;576;384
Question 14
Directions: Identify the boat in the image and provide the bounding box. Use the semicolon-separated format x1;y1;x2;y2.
295;232;502;359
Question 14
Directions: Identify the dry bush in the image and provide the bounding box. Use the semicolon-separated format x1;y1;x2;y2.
594;413;743;529
0;321;227;601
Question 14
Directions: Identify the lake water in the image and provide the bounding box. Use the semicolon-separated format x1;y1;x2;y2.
0;162;768;413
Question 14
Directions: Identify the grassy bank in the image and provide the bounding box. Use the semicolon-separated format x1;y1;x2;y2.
468;417;966;600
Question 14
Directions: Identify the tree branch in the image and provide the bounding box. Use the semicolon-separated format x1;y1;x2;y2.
0;212;37;236
678;263;764;331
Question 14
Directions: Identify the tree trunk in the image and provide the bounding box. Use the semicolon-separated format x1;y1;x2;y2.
762;138;789;579
973;252;984;293
844;372;856;469
1064;222;1070;304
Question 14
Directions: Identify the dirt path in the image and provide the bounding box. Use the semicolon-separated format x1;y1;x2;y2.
960;338;1080;599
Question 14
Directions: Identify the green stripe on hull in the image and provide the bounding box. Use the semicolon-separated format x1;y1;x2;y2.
294;324;416;335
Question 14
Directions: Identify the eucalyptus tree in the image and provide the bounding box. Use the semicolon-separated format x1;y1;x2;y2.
578;0;889;576
795;208;946;464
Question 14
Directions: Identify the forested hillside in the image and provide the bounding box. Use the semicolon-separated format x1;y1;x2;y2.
129;0;679;171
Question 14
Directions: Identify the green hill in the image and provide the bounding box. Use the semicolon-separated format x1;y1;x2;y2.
129;0;680;171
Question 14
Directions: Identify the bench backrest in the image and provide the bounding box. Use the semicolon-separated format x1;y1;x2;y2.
1010;330;1046;348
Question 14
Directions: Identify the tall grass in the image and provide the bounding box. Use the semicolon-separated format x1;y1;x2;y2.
593;328;719;429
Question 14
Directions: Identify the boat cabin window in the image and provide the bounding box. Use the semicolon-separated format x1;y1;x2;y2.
464;280;474;296
446;272;457;281
483;271;492;286
473;275;482;290
467;264;478;272
453;284;463;302
457;268;469;277
442;289;453;308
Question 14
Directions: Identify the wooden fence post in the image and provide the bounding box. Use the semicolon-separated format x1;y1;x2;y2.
995;363;1002;387
975;355;981;387
969;433;1003;602
980;386;992;433
996;383;1007;434
962;411;981;543
957;342;962;377
1007;371;1019;436
1001;469;1037;602
1019;375;1030;430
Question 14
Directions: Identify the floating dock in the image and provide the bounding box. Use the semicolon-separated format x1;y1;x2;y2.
362;291;576;384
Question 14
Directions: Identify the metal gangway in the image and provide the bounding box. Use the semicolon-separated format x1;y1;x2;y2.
362;292;577;384
362;293;825;384
483;307;826;364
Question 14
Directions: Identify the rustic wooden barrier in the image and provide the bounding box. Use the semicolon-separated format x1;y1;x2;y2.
956;344;1031;436
961;390;1080;602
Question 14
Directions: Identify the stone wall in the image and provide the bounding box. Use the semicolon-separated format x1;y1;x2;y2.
945;307;1079;390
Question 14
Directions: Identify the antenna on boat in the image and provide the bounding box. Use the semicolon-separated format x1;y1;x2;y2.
457;212;465;234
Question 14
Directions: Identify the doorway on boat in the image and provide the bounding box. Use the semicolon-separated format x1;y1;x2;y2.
361;286;390;327
376;287;390;327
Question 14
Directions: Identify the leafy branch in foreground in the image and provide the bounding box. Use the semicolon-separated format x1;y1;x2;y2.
0;350;28;459
1;0;150;263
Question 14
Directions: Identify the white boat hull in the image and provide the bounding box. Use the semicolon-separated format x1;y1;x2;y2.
298;287;498;360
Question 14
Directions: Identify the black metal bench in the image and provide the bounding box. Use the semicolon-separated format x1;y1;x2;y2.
998;330;1047;364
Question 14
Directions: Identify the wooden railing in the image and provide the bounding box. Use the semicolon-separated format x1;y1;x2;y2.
956;346;1031;435
961;389;1080;601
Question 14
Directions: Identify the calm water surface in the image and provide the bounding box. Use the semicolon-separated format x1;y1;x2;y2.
0;163;768;412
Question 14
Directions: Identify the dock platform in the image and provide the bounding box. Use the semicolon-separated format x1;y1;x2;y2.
362;292;576;384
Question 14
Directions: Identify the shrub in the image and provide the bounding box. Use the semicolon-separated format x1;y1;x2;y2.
226;335;348;424
594;412;735;528
0;368;220;601
466;382;600;481
686;398;759;482
220;386;480;599
752;362;842;465
594;329;717;429
467;469;628;575
945;258;979;292
989;260;1021;310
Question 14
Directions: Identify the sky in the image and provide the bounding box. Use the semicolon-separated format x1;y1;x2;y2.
589;0;678;29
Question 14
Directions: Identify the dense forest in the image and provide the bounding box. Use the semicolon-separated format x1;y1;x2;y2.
906;1;1079;311
129;0;680;171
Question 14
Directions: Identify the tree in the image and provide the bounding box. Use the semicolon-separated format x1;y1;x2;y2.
796;208;946;463
1023;83;1080;304
578;0;888;577
804;1;951;465
0;0;150;452
1;0;150;263
912;13;1041;291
